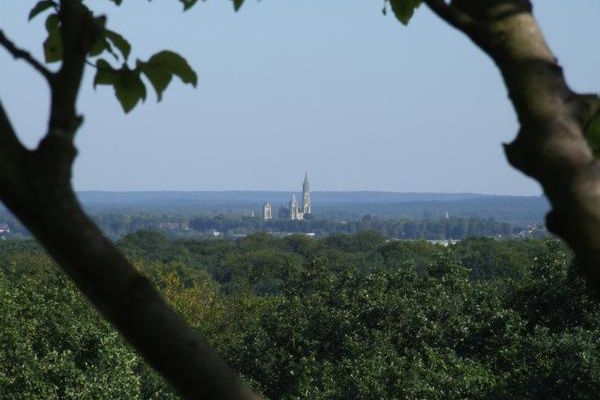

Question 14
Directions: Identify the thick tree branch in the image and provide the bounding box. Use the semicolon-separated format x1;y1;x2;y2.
0;30;53;82
423;0;483;36
0;101;24;152
0;1;262;399
426;0;600;292
2;185;261;400
576;93;600;131
46;0;97;139
0;101;28;191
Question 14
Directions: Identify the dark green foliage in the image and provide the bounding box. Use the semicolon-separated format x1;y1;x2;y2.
388;0;422;25
94;59;147;112
0;260;143;399
453;237;550;280
30;1;197;113
2;235;599;399
188;215;526;240
119;230;191;263
103;30;131;60
43;14;62;62
28;0;55;21
139;50;198;100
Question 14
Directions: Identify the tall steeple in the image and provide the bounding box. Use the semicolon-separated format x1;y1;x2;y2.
302;172;311;215
303;172;310;193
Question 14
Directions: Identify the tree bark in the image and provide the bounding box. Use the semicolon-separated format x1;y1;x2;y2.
0;2;261;399
1;139;257;400
425;0;600;292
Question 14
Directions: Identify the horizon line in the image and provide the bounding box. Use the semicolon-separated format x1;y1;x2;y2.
76;189;544;197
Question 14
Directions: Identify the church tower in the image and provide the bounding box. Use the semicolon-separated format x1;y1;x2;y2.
302;172;311;215
263;202;272;221
289;194;300;220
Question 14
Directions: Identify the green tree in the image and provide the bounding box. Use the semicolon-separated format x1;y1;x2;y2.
0;1;257;399
0;260;142;399
2;0;600;399
398;0;600;289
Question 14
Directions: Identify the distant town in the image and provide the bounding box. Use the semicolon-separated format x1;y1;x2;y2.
0;179;549;242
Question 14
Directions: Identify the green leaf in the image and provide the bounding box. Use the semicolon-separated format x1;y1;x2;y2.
389;0;421;25
90;37;107;57
179;0;199;11
107;0;124;5
43;14;62;63
28;0;55;21
94;59;119;87
139;61;173;102
94;60;146;113
114;68;146;113
232;0;245;12
138;50;197;101
148;51;197;86
105;30;131;60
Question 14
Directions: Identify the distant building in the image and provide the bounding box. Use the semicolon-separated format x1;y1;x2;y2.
263;202;272;221
302;172;311;215
277;173;313;221
289;193;302;220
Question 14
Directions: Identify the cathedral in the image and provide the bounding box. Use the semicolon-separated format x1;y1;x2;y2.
263;173;311;221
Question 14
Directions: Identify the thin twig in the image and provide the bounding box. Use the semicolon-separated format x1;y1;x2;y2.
0;30;54;82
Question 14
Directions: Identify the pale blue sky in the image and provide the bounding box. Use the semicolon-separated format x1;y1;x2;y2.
1;1;598;194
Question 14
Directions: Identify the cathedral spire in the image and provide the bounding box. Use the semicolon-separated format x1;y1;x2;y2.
302;172;311;215
303;172;310;193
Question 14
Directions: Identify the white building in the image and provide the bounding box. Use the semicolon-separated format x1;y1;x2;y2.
287;173;312;220
266;173;312;221
263;202;273;221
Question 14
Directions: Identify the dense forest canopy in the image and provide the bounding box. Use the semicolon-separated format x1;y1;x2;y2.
2;233;599;399
1;0;600;398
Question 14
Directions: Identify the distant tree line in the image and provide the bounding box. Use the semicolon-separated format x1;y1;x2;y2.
0;209;545;241
188;215;543;240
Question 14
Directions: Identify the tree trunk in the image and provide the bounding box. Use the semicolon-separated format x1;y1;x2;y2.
425;0;600;292
0;134;260;400
0;1;262;396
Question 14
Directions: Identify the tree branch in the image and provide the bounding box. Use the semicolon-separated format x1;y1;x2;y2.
576;93;600;131
2;186;262;400
46;0;98;139
1;3;264;399
0;101;21;149
425;0;600;292
423;0;486;38
0;30;53;82
0;101;28;188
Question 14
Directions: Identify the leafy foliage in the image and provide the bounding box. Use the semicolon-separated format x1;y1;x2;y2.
94;60;147;112
139;51;198;101
42;14;62;62
28;0;55;21
31;1;198;113
386;0;422;25
1;235;599;399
